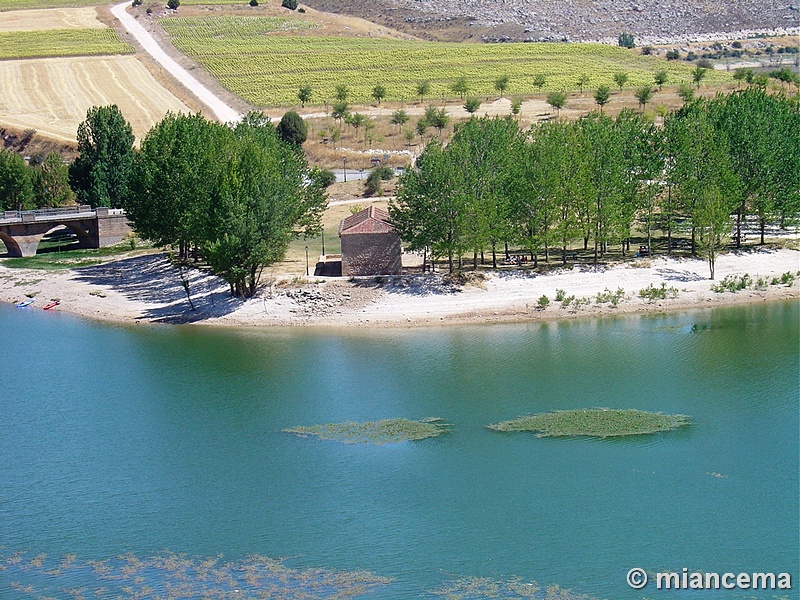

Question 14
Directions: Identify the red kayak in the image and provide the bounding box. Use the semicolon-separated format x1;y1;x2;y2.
43;300;60;310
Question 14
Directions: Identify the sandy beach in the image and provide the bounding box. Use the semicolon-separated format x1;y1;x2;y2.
1;247;797;328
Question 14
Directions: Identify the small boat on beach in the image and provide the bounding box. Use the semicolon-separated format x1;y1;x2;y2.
16;299;34;308
43;300;60;310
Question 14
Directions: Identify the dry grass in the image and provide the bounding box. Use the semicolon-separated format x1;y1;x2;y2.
0;7;105;32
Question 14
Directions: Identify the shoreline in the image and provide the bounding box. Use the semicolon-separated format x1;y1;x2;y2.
1;247;797;329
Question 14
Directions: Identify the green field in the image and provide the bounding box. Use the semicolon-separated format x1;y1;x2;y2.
181;0;255;4
0;0;102;10
160;15;731;106
0;29;134;59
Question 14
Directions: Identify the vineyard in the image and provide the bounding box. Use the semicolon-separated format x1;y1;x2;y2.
160;16;731;106
0;29;134;59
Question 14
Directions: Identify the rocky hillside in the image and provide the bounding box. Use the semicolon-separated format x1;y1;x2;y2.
302;0;799;43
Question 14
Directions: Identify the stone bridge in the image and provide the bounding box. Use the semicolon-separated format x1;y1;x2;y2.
0;206;132;257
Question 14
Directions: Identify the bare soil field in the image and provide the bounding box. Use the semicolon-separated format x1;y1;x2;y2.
0;55;191;143
302;0;799;44
0;6;106;31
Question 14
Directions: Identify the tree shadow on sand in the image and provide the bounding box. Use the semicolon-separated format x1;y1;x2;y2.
73;254;242;323
655;267;705;282
349;274;462;296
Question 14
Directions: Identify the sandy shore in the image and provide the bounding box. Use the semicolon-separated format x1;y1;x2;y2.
1;248;798;328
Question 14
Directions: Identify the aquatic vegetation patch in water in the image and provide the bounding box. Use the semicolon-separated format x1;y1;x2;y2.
283;418;449;445
430;576;594;599
0;550;392;599
488;409;690;438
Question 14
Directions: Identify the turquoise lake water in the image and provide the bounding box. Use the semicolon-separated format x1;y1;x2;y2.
0;301;797;598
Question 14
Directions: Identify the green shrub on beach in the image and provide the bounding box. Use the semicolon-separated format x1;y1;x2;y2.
488;408;690;438
283;418;448;444
711;273;752;293
770;271;796;287
638;282;678;301
595;287;626;306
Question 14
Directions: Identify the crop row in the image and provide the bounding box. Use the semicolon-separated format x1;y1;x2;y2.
0;29;134;59
160;17;730;106
161;16;319;39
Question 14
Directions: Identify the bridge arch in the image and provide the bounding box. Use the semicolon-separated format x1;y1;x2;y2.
0;231;22;257
0;208;131;257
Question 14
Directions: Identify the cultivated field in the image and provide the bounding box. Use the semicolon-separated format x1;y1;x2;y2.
0;7;106;31
159;15;731;106
0;55;191;143
0;0;102;10
0;29;133;59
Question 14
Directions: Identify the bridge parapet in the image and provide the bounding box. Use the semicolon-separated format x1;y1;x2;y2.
0;207;131;257
0;205;96;224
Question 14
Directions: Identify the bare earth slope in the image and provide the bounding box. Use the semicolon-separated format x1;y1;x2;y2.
301;0;800;43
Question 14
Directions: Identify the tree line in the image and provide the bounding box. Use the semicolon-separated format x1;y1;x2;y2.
390;88;800;279
1;105;326;299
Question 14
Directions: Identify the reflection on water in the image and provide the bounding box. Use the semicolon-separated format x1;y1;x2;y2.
0;301;797;599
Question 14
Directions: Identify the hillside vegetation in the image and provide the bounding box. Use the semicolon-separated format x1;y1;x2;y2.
160;15;729;106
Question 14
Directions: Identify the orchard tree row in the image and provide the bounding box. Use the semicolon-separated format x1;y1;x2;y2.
390;88;800;279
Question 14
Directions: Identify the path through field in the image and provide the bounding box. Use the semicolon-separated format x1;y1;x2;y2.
110;1;241;124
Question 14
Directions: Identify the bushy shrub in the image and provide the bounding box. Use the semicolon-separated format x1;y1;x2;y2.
555;289;566;302
314;168;336;188
771;271;796;286
537;295;550;309
364;166;394;196
167;0;179;9
276;111;307;146
596;287;626;306
618;32;635;49
711;273;752;293
281;0;297;9
249;0;258;5
639;283;679;301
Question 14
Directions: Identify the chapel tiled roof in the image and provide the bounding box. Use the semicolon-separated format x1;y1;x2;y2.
338;205;396;235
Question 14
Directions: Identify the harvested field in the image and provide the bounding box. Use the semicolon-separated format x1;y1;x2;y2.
0;28;133;59
0;7;105;31
0;55;191;143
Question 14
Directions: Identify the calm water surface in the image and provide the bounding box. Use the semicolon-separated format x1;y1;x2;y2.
1;301;797;598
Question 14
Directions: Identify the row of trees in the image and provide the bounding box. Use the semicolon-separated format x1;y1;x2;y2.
390;88;799;279
296;67;718;108
0;151;75;211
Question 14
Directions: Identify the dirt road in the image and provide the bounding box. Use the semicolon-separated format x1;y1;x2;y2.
110;1;241;124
